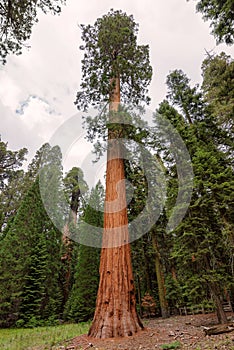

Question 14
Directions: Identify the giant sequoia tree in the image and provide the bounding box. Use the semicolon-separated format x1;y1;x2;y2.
75;9;152;338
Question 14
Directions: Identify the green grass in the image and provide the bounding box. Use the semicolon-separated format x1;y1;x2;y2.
0;322;90;350
161;341;181;349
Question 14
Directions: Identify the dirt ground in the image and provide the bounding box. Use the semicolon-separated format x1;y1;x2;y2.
60;313;234;350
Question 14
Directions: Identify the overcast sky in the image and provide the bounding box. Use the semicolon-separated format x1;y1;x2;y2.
0;0;233;184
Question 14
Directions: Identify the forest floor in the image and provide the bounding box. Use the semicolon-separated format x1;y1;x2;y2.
62;313;234;350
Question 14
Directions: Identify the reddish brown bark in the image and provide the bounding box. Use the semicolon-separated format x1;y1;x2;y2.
88;77;143;338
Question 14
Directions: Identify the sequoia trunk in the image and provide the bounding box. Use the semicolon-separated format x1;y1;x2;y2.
88;77;143;338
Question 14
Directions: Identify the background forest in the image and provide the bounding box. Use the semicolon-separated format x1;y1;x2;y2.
0;49;233;328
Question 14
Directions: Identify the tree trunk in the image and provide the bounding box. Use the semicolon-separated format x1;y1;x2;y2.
204;323;234;336
207;277;228;324
203;256;228;324
62;186;80;303
211;285;228;324
88;77;143;338
152;233;170;318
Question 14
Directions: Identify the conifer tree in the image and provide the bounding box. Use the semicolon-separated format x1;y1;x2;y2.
0;139;27;232
75;9;152;338
61;167;88;305
201;52;234;142
156;70;234;323
0;145;63;327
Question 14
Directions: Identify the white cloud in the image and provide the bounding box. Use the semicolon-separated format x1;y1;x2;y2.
0;0;233;180
0;71;22;112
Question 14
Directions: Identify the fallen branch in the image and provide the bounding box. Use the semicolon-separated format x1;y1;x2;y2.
203;323;234;336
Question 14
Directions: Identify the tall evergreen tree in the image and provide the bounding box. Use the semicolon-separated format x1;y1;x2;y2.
201;52;234;139
61;167;88;305
75;9;152;338
156;70;234;323
0;145;64;327
0;138;27;232
0;138;27;184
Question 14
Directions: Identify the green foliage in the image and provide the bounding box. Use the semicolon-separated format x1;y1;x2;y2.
158;68;234;315
201;52;234;137
190;0;234;44
60;167;89;306
0;0;66;64
0;139;27;231
64;182;104;322
132;234;157;299
0;139;27;185
39;144;65;231
0;142;64;235
63;166;88;219
0;169;26;234
164;274;183;309
0;145;64;327
27;143;51;179
75;9;152;110
64;244;100;322
161;341;181;349
166;69;204;124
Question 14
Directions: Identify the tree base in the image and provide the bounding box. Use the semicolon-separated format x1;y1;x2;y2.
88;316;144;339
88;243;144;339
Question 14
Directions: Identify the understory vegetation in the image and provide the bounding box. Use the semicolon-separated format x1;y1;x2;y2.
0;322;90;350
